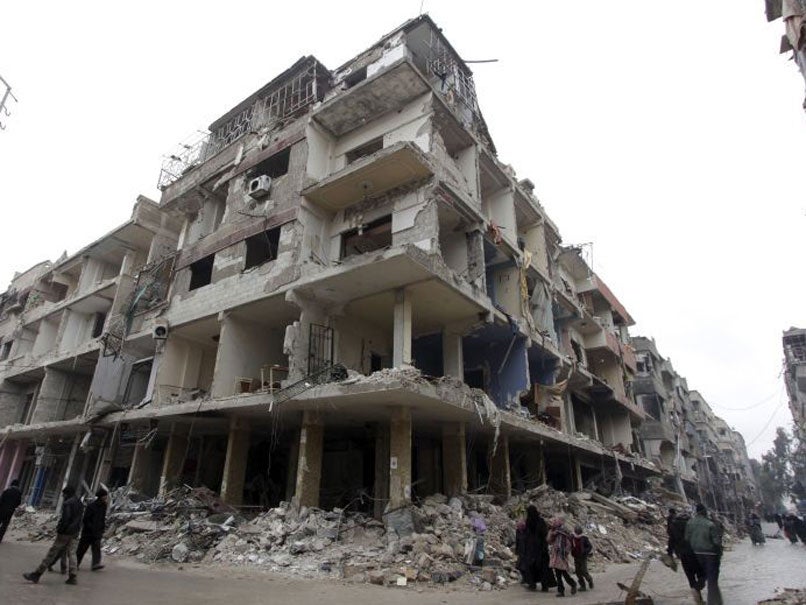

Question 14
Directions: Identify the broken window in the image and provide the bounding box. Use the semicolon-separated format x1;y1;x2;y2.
123;359;153;408
340;215;392;259
189;255;215;291
19;393;34;424
343;66;367;89
0;340;12;360
570;340;584;365
248;147;291;180
91;312;107;338
345;137;383;164
244;227;281;270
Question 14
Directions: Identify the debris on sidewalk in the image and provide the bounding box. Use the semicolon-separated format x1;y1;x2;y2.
10;483;732;591
759;588;806;604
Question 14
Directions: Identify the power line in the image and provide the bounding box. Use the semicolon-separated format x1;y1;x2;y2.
745;391;789;448
711;387;782;412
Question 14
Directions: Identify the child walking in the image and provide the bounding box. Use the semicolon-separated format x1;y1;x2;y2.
571;525;594;591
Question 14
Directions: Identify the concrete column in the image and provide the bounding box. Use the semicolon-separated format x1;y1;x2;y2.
373;423;390;519
442;330;464;380
220;417;251;505
389;406;412;508
159;423;190;497
488;434;511;498
293;411;323;509
128;443;149;493
0;443;11;489
393;289;412;368
441;422;467;497
94;429;119;491
573;457;584;491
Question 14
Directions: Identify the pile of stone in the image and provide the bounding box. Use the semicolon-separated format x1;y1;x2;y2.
11;484;695;590
760;589;806;604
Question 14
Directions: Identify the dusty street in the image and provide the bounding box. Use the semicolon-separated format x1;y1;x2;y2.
1;529;804;605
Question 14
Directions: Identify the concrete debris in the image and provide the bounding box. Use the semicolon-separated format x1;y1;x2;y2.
11;483;733;590
760;589;806;605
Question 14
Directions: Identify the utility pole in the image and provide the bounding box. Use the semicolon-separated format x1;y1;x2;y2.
0;75;18;130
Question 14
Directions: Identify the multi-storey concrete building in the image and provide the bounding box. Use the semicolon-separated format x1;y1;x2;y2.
0;16;747;515
783;327;806;503
632;337;757;519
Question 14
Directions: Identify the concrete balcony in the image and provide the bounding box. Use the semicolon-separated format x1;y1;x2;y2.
641;418;675;442
302;142;433;212
796;363;806;392
313;57;430;137
584;326;636;373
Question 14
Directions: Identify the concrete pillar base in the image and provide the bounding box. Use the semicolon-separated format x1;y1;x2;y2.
488;434;511;498
220;417;251;505
293;411;324;509
442;422;467;497
159;423;190;497
389;407;412;508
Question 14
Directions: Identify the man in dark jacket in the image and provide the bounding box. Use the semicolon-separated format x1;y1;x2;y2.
685;504;723;605
77;488;108;570
23;485;84;585
670;509;705;604
0;479;23;543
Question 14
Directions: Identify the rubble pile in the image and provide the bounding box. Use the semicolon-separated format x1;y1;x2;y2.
11;483;694;590
760;589;806;605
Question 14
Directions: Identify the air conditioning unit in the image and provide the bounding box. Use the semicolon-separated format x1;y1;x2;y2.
152;321;169;340
248;175;272;199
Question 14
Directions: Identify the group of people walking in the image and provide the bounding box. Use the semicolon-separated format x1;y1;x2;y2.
516;505;594;597
0;480;108;586
666;503;724;605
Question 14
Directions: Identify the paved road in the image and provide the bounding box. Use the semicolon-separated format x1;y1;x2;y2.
1;530;804;604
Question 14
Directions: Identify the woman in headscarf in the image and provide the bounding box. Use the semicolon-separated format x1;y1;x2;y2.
547;516;578;597
521;505;556;592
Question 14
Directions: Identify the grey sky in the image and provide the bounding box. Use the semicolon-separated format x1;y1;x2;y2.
1;1;802;458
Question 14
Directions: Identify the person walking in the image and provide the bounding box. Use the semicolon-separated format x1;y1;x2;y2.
547;517;577;597
23;485;84;585
521;505;556;592
571;525;594;591
0;479;23;543
685;503;723;605
670;508;706;604
77;488;108;570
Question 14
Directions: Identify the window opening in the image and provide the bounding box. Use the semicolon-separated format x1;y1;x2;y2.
189;255;215;291
308;324;334;374
244;227;281;270
248;148;290;179
91;312;107;338
340;215;392;259
0;340;12;360
343;66;367;89
345;137;383;164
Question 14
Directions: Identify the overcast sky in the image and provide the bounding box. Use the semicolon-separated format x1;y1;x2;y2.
1;1;803;458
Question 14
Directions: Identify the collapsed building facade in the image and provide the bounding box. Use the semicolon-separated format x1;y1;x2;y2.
0;16;752;519
765;0;806;108
632;337;758;519
783;328;806;504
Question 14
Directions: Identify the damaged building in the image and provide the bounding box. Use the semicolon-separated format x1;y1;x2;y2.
0;16;752;519
632;337;757;519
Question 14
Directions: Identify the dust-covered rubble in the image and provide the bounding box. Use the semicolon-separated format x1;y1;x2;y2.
9;483;719;590
760;588;806;604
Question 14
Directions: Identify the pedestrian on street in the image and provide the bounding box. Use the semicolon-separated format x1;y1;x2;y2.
665;507;677;556
685;503;723;605
0;479;23;543
783;514;799;544
570;525;594;591
670;509;706;604
23;485;84;586
547;516;578;597
77;488;108;570
521;505;556;592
